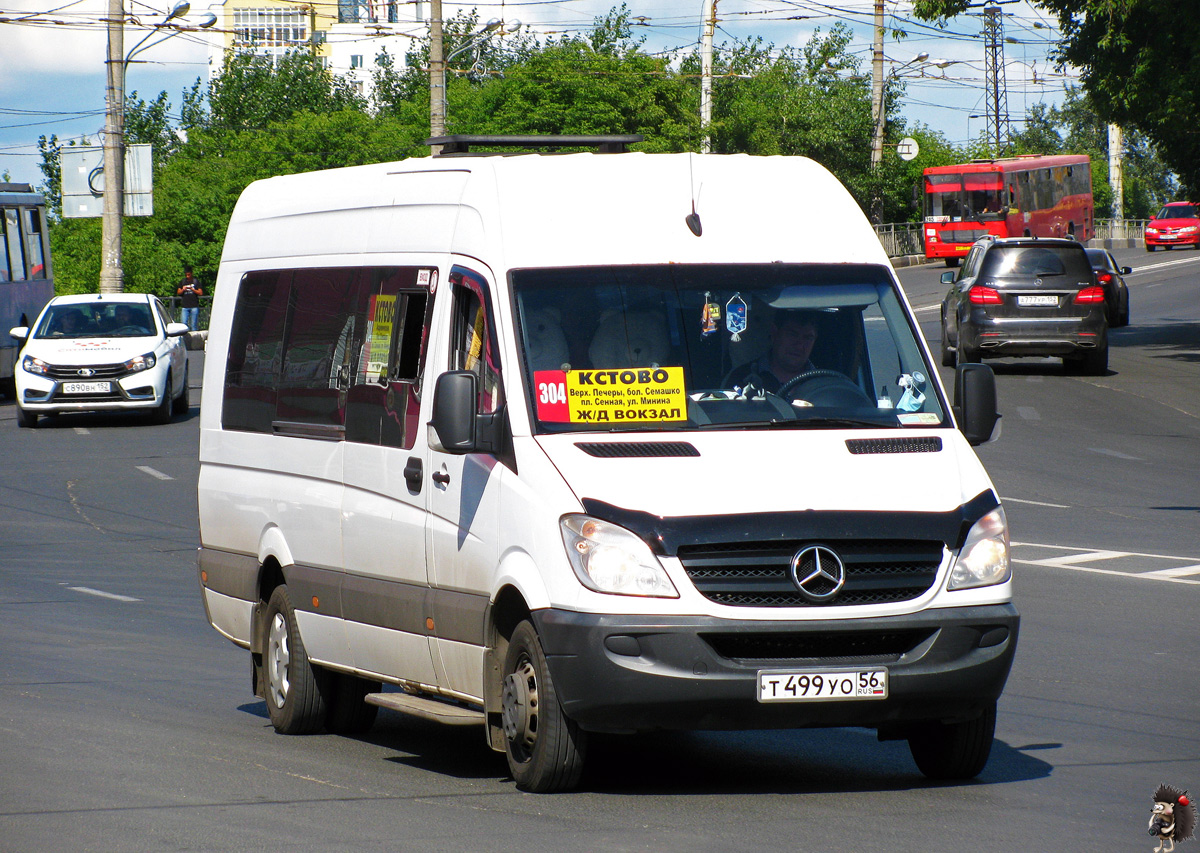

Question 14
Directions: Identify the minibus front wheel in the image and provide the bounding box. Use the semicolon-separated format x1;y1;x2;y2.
263;584;328;734
500;620;587;792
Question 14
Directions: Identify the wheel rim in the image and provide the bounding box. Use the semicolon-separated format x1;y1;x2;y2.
501;656;540;761
267;611;291;708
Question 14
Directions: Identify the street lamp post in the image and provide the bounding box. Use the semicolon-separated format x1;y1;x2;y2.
700;0;718;154
100;1;214;293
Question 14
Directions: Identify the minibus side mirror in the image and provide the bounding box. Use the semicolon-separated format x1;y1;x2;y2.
9;326;29;342
430;371;478;454
953;362;1001;446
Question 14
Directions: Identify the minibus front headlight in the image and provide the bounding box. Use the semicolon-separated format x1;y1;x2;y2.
948;506;1011;590
560;515;679;598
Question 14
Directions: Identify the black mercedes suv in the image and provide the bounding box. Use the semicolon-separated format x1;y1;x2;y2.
940;236;1108;374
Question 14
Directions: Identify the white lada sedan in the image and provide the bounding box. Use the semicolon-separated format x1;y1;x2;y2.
9;293;189;428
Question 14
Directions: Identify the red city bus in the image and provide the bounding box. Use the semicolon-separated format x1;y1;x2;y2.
922;154;1093;266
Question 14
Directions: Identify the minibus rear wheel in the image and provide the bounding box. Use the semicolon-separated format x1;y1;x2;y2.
500;620;587;792
906;700;995;779
263;585;328;734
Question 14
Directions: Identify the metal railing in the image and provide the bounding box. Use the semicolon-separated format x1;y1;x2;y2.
874;222;925;258
165;295;213;331
874;219;1150;259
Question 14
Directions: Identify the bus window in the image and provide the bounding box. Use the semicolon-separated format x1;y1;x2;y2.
3;209;26;281
25;208;46;280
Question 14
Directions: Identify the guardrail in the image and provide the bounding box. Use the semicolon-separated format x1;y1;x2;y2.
875;219;1150;261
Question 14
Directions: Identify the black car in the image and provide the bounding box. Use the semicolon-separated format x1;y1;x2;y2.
1084;247;1131;328
940;236;1108;374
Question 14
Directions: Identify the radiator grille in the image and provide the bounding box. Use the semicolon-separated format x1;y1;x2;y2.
679;539;943;607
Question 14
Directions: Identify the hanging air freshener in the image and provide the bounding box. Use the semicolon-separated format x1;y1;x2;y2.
701;292;720;336
726;294;748;341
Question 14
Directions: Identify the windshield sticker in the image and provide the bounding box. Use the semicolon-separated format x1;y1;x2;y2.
534;367;688;424
897;412;941;425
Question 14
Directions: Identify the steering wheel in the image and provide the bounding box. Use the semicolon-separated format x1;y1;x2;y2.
777;369;873;407
112;325;150;335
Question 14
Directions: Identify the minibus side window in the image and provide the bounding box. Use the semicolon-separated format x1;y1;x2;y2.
24;208;46;280
345;268;433;448
449;269;502;414
223;271;291;433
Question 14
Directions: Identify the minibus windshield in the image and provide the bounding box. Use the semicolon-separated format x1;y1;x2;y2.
512;264;946;433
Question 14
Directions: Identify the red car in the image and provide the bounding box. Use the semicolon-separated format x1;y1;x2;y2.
1144;202;1200;251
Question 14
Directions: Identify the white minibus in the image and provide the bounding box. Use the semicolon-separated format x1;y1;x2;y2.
199;136;1016;792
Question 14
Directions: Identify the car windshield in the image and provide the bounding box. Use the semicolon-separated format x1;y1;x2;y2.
513;264;946;433
34;302;155;339
1157;205;1197;220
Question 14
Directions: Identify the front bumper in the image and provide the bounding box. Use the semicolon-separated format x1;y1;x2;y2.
1145;232;1199;248
532;604;1019;733
17;368;167;413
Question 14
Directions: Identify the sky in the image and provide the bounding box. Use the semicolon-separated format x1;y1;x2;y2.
0;0;1075;186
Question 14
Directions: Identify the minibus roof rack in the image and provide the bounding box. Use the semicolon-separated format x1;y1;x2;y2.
426;134;643;156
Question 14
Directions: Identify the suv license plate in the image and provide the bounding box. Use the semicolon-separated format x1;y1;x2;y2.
758;669;888;703
1017;294;1059;307
62;381;111;394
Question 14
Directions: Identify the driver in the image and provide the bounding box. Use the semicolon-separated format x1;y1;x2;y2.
727;310;819;394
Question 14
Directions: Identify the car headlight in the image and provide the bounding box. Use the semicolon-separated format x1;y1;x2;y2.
1182;226;1199;233
1145;227;1159;234
947;506;1010;590
123;352;157;372
21;354;49;376
560;515;679;598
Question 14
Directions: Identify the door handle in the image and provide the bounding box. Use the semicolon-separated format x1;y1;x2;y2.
403;457;423;493
432;471;451;486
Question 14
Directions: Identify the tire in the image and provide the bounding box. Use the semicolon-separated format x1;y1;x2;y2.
172;366;190;417
1119;301;1130;328
940;312;956;368
16;405;37;428
944;257;960;268
263;585;328;734
325;673;381;735
1081;343;1109;375
501;620;587;792
956;340;982;366
152;377;173;425
1146;245;1156;252
907;701;996;780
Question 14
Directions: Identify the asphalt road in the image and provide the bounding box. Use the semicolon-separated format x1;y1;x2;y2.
1;246;1197;852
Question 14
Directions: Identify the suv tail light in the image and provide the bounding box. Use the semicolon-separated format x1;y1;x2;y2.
1074;286;1106;304
1096;271;1113;285
968;286;1003;305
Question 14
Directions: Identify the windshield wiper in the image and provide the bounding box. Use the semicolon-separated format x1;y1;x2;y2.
698;416;897;430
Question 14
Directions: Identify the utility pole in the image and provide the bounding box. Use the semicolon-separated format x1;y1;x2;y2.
870;0;884;170
100;0;126;294
700;0;718;154
429;0;445;152
982;5;1011;157
1108;123;1124;220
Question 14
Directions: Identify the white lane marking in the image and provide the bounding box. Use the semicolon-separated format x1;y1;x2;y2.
136;465;173;481
1089;447;1142;460
912;304;940;314
1011;542;1200;585
1016;406;1040;420
1142;565;1200;579
1001;496;1071;508
67;586;141;603
1127;255;1200;275
74;428;90;435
